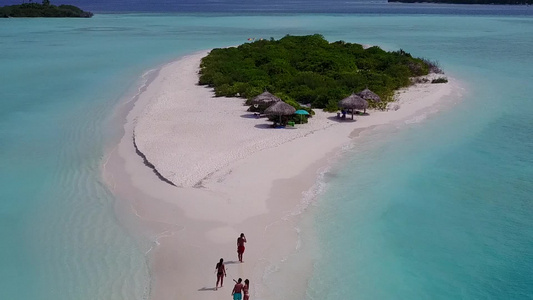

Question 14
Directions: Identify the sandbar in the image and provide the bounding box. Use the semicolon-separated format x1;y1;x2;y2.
102;50;463;300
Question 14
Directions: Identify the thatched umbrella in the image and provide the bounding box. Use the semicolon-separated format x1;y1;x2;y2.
264;101;296;125
251;91;282;110
357;88;381;103
338;94;368;119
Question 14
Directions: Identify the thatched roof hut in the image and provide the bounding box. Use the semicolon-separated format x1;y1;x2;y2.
264;101;296;125
357;88;381;103
251;91;282;106
264;101;296;116
339;94;368;119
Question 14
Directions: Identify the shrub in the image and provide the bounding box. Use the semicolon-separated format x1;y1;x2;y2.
421;58;444;74
0;2;92;17
199;35;440;111
431;77;448;84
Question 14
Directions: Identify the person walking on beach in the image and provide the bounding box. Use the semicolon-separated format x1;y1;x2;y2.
215;258;226;290
237;233;246;262
232;278;244;300
243;279;250;300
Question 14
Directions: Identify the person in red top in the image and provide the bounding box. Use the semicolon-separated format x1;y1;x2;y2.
237;233;247;263
243;279;250;300
215;258;226;290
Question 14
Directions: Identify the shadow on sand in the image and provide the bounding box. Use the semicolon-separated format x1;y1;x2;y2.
254;123;275;129
254;124;298;129
327;116;357;123
198;287;217;291
240;113;263;119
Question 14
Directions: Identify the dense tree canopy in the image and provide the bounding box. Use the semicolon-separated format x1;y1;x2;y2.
199;34;437;111
0;1;93;17
388;0;532;4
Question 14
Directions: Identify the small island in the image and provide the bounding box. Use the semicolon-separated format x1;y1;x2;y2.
1;1;93;18
388;0;531;4
199;34;444;112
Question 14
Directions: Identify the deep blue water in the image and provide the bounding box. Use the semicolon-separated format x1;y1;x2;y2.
1;4;532;300
3;0;533;15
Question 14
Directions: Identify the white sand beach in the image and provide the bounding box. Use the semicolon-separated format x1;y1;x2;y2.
103;50;462;300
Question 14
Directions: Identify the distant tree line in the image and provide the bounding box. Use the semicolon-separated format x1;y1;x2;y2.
1;1;93;17
199;34;440;111
388;0;532;4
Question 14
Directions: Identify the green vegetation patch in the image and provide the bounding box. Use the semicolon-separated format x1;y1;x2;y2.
432;77;449;84
388;0;532;4
199;34;440;111
1;1;93;18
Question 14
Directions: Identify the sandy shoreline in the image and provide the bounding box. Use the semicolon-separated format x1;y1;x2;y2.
102;50;462;299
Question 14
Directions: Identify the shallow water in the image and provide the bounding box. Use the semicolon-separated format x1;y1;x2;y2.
1;8;532;299
301;16;533;300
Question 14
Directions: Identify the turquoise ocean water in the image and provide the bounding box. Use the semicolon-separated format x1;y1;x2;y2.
1;8;532;299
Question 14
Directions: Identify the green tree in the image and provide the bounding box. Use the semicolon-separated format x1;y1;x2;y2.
199;35;438;112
